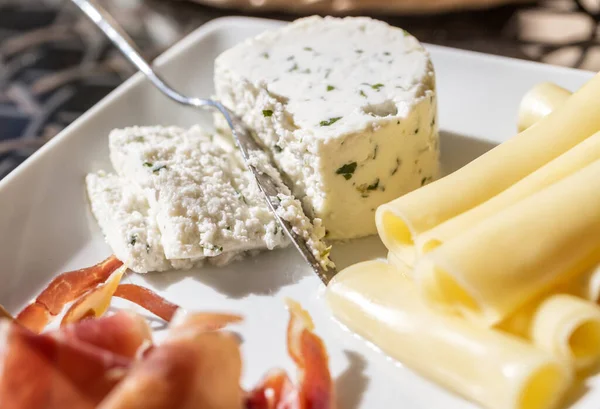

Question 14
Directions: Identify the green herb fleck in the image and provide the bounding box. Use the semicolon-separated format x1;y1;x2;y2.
261;52;269;59
273;144;283;153
355;49;364;54
134;136;145;142
303;68;311;74
129;234;138;246
371;83;384;91
391;158;401;175
143;162;153;168
336;162;357;180
326;85;335;91
402;29;409;37
304;46;313;51
371;145;378;160
359;90;367;98
384;51;391;56
367;178;379;191
288;63;299;72
262;109;274;117
320;117;342;127
152;165;167;173
421;176;433;186
203;244;223;253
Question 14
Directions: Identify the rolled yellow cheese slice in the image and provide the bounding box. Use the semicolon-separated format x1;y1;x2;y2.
517;82;572;132
417;159;600;326
417;130;600;254
326;260;572;409
530;295;600;371
376;73;600;267
571;265;600;303
500;294;600;370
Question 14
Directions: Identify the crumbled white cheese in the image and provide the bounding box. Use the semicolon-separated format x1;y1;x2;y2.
214;15;439;239
86;171;202;273
108;125;288;260
88;125;333;273
247;149;334;270
275;194;334;270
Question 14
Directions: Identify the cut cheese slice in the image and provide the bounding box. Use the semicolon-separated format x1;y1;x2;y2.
108;125;288;260
500;294;600;370
417;130;600;254
376;72;600;266
417;159;600;326
86;171;202;273
326;260;572;409
530;295;600;371
86;171;248;273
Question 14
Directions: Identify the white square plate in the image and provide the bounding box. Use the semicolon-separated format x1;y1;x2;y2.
0;16;596;409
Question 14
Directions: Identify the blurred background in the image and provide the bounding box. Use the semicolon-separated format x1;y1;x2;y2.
0;0;598;179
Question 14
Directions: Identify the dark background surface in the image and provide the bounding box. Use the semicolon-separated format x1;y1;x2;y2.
0;0;598;179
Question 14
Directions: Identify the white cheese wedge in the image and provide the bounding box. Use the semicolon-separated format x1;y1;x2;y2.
108;125;288;260
86;171;202;273
214;16;439;239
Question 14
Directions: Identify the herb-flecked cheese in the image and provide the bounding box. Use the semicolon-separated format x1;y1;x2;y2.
214;16;439;239
108;125;289;260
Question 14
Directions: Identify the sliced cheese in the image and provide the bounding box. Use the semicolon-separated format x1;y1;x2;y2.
417;130;600;254
417;159;600;326
377;72;600;266
500;294;600;371
529;295;600;371
326;260;572;409
109;125;288;260
86;171;201;273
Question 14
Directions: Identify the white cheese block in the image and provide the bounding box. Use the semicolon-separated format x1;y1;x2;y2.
86;171;202;273
214;15;439;239
108;125;288;260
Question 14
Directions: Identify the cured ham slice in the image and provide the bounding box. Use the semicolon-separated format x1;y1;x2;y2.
16;255;123;332
245;301;335;409
245;370;297;409
52;311;151;359
169;310;243;335
286;300;335;409
98;331;243;409
1;252;335;409
114;284;179;322
62;265;127;326
0;320;130;409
